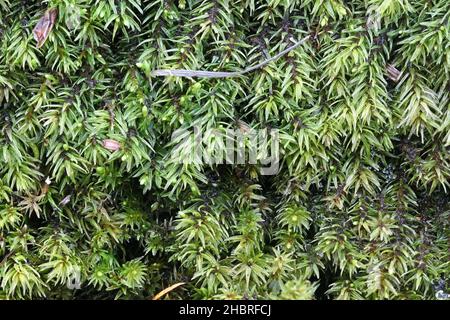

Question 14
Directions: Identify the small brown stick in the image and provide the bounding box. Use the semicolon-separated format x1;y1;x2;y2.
151;34;312;78
152;282;186;300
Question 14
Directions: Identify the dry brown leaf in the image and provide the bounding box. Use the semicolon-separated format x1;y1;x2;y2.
33;8;58;49
102;139;121;151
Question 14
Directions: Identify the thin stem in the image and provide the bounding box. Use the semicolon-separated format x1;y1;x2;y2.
150;34;312;78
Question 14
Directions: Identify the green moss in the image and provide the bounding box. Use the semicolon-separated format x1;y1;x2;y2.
0;0;449;300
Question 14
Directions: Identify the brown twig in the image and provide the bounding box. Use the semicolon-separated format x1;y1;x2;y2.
152;282;186;300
